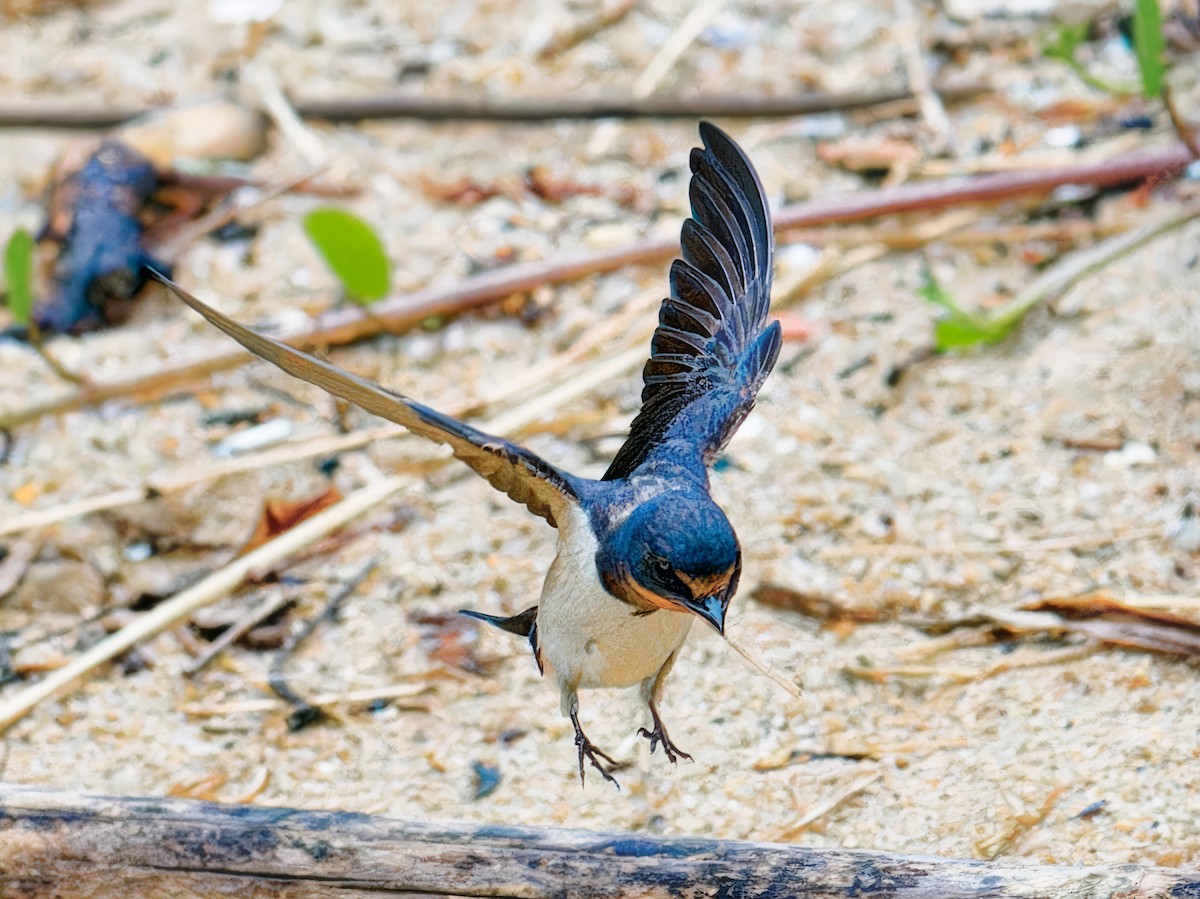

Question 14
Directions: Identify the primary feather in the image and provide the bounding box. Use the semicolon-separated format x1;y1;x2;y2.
148;269;580;527
603;122;780;481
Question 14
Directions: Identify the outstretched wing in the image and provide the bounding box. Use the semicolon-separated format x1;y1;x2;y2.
603;122;781;481
150;270;579;527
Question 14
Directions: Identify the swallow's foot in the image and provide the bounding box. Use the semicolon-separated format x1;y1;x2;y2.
570;710;620;790
639;703;692;765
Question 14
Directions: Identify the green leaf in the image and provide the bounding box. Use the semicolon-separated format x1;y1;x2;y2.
302;207;390;304
1132;0;1165;98
919;269;1018;352
4;228;34;326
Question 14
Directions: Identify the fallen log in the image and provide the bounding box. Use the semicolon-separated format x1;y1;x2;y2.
0;784;1195;898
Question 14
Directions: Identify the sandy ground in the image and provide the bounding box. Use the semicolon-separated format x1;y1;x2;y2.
1;0;1199;871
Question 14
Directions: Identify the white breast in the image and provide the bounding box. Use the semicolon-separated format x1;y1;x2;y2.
537;505;693;697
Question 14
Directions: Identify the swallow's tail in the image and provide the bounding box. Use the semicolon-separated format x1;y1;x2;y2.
460;606;543;675
460;606;538;636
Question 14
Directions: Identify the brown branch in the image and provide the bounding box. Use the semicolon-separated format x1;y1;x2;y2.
1;143;1188;432
299;84;989;122
1;785;1195;897
0;83;989;130
772;144;1191;229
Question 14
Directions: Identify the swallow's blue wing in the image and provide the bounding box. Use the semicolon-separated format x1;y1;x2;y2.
151;271;580;528
603;123;781;481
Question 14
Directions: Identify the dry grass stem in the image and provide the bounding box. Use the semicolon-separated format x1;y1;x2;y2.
895;0;954;156
184;591;294;675
245;61;328;167
180;682;432;718
589;0;725;155
0;474;413;734
723;634;803;700
777;771;883;840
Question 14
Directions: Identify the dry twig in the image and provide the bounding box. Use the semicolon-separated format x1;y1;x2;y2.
267;557;380;728
184;590;295;675
0;474;411;734
775;771;883;840
0;83;991;129
180;682;432;718
588;0;726;156
895;0;954;155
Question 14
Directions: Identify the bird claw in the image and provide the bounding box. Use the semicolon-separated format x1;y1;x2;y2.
571;712;620;790
639;710;692;764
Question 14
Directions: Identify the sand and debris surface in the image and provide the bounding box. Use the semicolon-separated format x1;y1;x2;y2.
1;0;1198;868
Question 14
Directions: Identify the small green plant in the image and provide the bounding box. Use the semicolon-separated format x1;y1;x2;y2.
4;228;34;327
1043;22;1135;95
302;207;390;305
919;269;1019;352
1131;0;1165;97
1044;1;1167;98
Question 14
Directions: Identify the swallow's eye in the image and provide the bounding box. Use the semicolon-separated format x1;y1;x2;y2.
650;557;671;574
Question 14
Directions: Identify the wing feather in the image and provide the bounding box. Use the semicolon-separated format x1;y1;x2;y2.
603;122;779;481
149;270;579;527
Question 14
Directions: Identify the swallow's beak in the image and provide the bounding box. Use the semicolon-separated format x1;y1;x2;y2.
685;592;727;635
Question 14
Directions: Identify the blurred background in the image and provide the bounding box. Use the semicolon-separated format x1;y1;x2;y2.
0;0;1197;866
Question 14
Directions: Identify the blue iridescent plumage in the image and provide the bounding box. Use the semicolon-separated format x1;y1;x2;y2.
152;122;779;787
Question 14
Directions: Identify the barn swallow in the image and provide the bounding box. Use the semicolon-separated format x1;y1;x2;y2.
150;122;779;788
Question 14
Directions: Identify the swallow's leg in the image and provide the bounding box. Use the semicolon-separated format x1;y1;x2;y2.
566;692;620;790
638;651;692;764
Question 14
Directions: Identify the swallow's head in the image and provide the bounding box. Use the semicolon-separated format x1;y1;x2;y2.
599;495;741;634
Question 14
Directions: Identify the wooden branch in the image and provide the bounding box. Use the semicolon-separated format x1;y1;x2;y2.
0;785;1194;897
771;145;1191;228
0;83;988;130
0;143;1188;432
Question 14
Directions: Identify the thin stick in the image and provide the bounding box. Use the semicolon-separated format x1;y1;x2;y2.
895;0;955;155
723;635;803;700
150;167;329;261
475;288;660;406
589;0;726;155
1107;593;1200;610
982;202;1200;332
1;143;1188;433
0;474;410;734
245;62;328;167
632;0;725;97
777;771;883;840
268;557;379;717
536;0;637;60
180;682;433;717
0;84;991;130
0;427;402;539
184;590;294;675
780;217;1133;249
